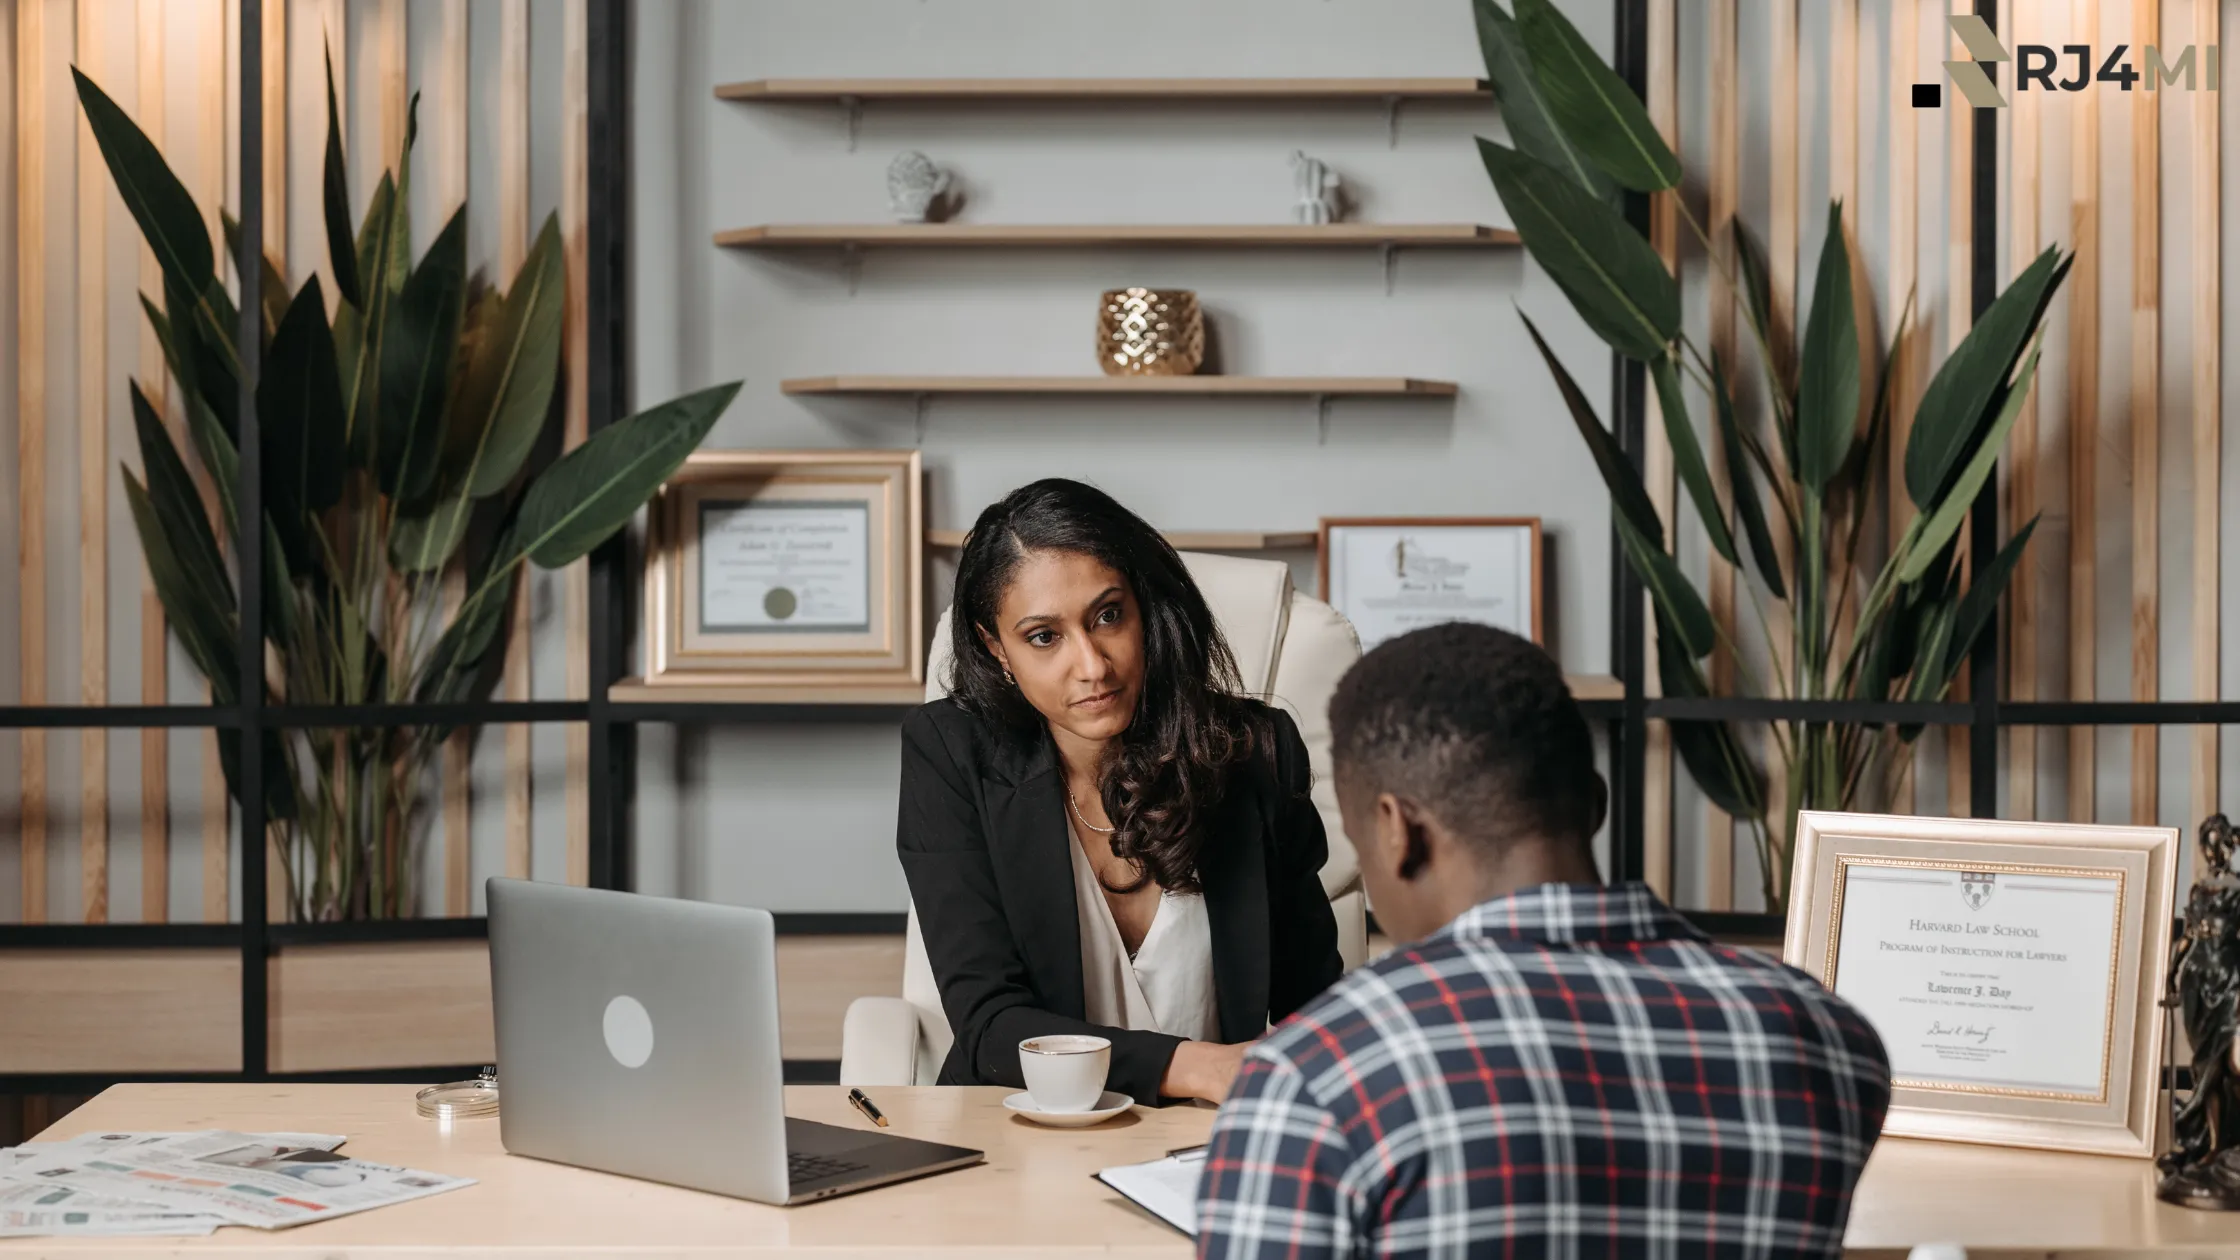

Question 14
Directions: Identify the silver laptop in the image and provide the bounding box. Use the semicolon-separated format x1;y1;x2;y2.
486;877;983;1205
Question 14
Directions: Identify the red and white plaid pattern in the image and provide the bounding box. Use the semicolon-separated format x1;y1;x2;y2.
1196;882;1891;1258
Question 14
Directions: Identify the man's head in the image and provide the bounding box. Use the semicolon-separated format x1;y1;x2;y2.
1328;622;1607;942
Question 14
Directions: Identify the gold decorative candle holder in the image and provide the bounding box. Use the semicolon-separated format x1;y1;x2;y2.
1097;288;1204;376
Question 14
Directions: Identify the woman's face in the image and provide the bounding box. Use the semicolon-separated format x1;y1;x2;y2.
978;549;1145;746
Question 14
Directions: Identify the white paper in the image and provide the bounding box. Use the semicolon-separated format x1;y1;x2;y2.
1;1131;471;1230
1830;863;2122;1097
1325;525;1532;650
698;501;872;632
1096;1150;1205;1236
0;1209;223;1238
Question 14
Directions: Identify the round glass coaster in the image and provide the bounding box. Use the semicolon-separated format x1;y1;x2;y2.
416;1069;500;1121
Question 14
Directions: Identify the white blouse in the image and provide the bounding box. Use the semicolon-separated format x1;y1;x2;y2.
1067;820;1219;1042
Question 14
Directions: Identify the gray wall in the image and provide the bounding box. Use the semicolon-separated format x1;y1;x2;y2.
625;0;1619;912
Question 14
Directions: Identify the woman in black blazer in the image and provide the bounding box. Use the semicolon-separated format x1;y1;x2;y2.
898;479;1342;1105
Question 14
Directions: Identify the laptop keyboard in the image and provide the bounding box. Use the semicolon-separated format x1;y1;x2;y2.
788;1151;871;1186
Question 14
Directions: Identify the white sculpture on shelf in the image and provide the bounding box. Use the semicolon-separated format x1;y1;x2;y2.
887;151;954;223
1290;150;1342;225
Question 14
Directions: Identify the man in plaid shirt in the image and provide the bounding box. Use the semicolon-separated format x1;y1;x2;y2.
1197;623;1891;1258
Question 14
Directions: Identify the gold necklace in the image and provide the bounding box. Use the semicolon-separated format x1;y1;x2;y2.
1067;790;1116;834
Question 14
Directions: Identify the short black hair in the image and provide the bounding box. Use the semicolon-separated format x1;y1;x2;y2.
1329;622;1605;852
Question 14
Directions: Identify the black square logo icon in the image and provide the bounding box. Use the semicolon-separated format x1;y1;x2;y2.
1911;82;1942;109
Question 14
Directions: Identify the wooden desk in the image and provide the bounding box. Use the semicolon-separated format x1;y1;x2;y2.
8;1084;1209;1256
14;1085;2240;1256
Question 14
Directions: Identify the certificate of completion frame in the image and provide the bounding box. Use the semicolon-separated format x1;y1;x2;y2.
697;500;872;634
1318;518;1541;650
1826;859;2122;1101
1783;811;2178;1158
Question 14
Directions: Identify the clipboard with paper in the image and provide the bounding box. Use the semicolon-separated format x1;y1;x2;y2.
1093;1144;1206;1237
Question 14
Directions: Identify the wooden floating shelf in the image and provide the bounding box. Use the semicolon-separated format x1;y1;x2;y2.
715;77;1492;103
927;528;1318;551
608;679;927;706
716;223;1517;249
781;375;1458;397
1566;674;1624;702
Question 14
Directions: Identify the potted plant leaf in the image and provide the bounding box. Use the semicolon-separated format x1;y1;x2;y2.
76;56;740;920
1474;0;2069;911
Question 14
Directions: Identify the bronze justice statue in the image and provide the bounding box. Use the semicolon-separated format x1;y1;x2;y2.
2159;814;2240;1209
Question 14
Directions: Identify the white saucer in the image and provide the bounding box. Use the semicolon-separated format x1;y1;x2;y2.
1002;1090;1135;1127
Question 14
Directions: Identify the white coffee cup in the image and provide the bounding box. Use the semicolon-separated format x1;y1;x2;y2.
1019;1034;1112;1113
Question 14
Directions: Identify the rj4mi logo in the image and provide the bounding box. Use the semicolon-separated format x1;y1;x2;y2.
1919;14;2220;108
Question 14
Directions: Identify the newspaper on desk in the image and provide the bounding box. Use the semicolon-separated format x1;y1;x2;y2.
0;1129;472;1237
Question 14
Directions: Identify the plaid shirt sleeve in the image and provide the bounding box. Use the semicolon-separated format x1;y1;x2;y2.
1195;1049;1359;1259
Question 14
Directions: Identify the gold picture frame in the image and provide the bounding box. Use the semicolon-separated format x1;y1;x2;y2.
1782;810;2179;1158
640;450;924;689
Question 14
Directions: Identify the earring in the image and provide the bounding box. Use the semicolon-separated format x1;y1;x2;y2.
1002;669;1015;685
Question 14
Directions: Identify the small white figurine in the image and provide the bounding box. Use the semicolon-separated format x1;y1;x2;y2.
1290;150;1342;225
887;151;953;223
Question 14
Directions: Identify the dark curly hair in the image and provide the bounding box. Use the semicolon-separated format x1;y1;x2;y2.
1330;621;1606;853
948;479;1274;895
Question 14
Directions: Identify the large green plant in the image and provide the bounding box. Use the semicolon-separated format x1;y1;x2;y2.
1474;0;2069;910
77;60;740;920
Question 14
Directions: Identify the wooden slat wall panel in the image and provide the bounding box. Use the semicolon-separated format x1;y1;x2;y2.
1886;0;1919;811
77;0;109;923
437;0;471;916
2130;0;2161;827
499;0;532;883
1701;0;1738;911
18;0;49;925
375;0;405;167
2005;0;2039;820
0;949;241;1072
2190;0;2220;825
1641;0;1675;899
2068;0;2101;824
196;0;229;923
137;0;170;922
1765;0;1797;838
562;0;589;886
1944;9;1974;818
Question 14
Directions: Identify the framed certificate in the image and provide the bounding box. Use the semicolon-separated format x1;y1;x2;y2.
1317;517;1541;650
640;450;923;688
1783;811;2179;1158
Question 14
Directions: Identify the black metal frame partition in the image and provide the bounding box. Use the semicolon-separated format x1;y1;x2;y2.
2;0;2237;1094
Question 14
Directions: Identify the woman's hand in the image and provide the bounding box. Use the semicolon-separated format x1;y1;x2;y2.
1162;1040;1250;1103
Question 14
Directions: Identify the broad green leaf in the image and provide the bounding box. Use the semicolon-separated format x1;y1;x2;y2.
1650;354;1737;566
1514;0;1680;192
1796;202;1859;491
129;383;235;625
166;273;240;441
1899;347;2041;584
391;497;473;574
378;207;468;503
1711;354;1787;600
72;68;214;299
1472;0;1616;203
345;173;401;455
1654;619;1764;817
259;275;347;571
1519;310;1664;547
122;469;234;694
1945;514;2039;682
1906;248;2069;507
417;562;514;703
1481;140;1677;361
322;44;360;307
182;389;238;537
511;381;742;570
453;214;565;498
221;211;290;342
1615;515;1716;659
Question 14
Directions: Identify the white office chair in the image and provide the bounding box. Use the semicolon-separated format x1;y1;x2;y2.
839;552;1367;1087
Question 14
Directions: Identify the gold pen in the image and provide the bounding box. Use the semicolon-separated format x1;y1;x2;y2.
847;1087;889;1128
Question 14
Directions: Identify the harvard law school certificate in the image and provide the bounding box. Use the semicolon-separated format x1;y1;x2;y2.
1828;861;2123;1100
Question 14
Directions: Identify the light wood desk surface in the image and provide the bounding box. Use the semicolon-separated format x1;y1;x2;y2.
12;1084;2240;1257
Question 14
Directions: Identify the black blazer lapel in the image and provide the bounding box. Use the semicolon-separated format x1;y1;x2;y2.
983;736;1085;1021
1200;790;1270;1043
